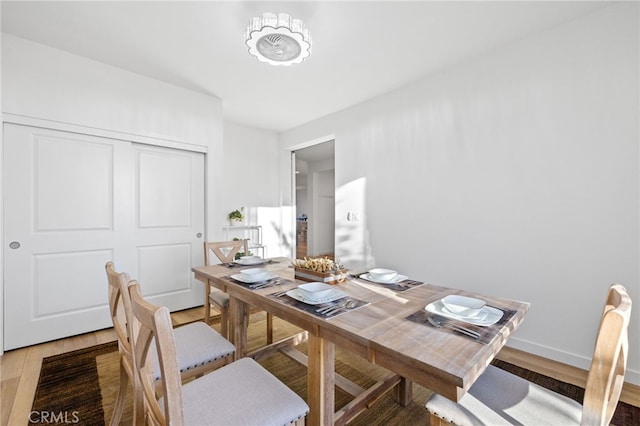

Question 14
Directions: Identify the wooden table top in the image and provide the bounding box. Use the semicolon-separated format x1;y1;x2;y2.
192;260;529;402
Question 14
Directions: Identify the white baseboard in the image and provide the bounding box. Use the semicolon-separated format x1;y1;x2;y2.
507;336;640;386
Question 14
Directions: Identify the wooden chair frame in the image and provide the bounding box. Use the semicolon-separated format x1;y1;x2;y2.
204;239;249;264
129;280;306;426
107;262;233;425
129;281;179;425
203;240;248;329
204;240;274;343
581;284;631;425
106;262;143;425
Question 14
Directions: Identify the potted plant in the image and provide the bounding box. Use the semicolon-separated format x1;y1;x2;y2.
228;208;245;226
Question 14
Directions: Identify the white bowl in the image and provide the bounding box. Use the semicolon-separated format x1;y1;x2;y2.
240;267;269;281
441;295;486;316
368;268;398;282
238;255;262;265
297;282;334;300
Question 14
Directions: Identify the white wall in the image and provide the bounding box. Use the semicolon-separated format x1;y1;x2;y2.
1;34;224;353
0;19;4;357
222;121;290;257
280;3;639;384
2;35;220;147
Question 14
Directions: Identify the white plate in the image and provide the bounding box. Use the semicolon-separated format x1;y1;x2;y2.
231;272;278;284
285;288;347;305
360;273;408;285
425;300;503;326
236;257;268;265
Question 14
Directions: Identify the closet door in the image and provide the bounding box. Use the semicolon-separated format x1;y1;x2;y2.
131;143;205;311
3;124;204;350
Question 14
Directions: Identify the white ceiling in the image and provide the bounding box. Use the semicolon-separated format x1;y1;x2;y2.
1;1;611;132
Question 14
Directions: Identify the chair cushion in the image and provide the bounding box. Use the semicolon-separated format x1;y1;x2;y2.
151;321;235;380
426;365;582;425
209;288;230;308
161;357;309;425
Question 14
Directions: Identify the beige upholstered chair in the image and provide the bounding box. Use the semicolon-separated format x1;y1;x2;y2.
426;284;632;426
106;262;235;425
128;280;309;426
204;240;274;343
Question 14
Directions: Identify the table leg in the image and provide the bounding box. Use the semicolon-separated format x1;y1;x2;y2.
204;279;211;323
393;377;413;406
307;333;335;426
229;297;248;360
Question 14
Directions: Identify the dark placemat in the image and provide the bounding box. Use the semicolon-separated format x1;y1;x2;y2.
268;290;368;319
354;274;425;292
221;258;281;268
406;305;517;345
226;275;291;291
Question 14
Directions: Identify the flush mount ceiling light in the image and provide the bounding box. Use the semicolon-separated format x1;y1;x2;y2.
245;12;311;66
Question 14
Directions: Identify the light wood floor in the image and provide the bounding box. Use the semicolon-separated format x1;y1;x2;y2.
2;308;638;426
0;307;208;426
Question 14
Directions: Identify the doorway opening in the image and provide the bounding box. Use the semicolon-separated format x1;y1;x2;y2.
293;140;335;260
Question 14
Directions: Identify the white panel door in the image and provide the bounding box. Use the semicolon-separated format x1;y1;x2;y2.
132;144;205;309
3;124;205;350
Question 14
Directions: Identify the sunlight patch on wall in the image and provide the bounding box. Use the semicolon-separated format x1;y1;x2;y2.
251;206;294;258
335;177;373;271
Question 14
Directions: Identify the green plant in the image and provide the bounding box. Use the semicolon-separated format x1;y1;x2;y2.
228;207;244;222
232;237;252;259
234;250;253;260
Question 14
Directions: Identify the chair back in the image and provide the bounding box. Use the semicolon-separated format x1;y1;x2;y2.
105;262;134;372
204;240;249;264
129;280;183;425
582;284;632;425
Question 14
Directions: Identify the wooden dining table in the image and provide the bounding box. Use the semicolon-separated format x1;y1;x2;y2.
192;259;529;426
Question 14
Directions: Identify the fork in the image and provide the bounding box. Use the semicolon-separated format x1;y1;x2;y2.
324;299;357;316
250;279;281;290
316;300;347;314
427;316;480;339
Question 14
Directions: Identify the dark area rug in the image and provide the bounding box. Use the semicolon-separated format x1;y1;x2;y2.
30;341;117;425
32;337;638;425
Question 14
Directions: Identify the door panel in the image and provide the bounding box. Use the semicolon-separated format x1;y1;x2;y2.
138;149;192;228
3;124;204;350
35;135;113;231
133;145;204;309
137;244;193;296
35;250;112;315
